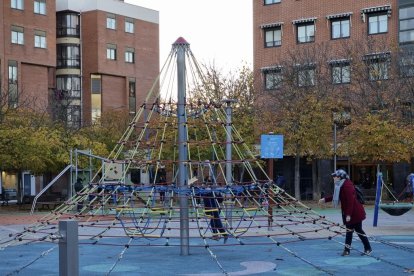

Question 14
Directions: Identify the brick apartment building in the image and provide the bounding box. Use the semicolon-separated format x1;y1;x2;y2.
0;0;159;200
0;0;57;112
253;0;414;197
0;0;159;128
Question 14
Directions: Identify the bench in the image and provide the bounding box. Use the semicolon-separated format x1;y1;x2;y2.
36;194;63;210
1;189;17;206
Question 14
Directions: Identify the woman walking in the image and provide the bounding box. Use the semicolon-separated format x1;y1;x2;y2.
319;169;372;256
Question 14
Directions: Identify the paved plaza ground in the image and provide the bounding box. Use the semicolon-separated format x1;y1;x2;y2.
0;202;413;275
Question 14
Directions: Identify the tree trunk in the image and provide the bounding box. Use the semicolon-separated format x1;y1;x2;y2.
316;159;322;200
294;155;300;199
311;159;317;200
16;171;23;205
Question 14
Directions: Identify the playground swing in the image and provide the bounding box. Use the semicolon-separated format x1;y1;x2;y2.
378;179;413;216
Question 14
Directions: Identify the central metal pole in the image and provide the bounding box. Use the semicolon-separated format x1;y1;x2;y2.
175;37;190;255
222;99;236;185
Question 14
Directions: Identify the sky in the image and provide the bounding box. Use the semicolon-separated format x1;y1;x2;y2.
125;0;253;73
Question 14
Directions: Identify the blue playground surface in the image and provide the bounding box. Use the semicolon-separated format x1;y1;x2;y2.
1;207;413;276
0;234;413;275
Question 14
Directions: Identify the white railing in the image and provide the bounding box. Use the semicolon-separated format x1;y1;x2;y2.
30;164;74;214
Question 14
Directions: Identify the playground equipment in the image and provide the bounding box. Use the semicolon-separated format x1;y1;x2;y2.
373;170;413;226
1;38;413;275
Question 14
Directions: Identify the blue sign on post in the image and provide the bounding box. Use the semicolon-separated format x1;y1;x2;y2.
261;134;284;159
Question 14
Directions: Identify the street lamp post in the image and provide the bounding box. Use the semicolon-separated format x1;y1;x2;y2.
332;110;351;172
333;122;337;171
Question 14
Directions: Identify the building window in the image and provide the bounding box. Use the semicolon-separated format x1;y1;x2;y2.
66;105;81;128
330;61;350;84
400;54;414;77
91;75;102;122
263;67;283;90
34;30;46;48
264;27;281;47
297;23;315;43
362;5;391;35
11;26;24;45
8;61;18;108
331;17;350;39
34;0;46;15
57;44;80;68
400;6;414;44
125;47;135;63
364;53;390;81
11;0;23;10
296;64;316;87
264;0;281;5
107;44;117;60
125;18;134;33
56;75;81;98
106;14;116;30
368;14;388;34
368;60;389;80
402;102;414;123
129;78;136;114
57;12;80;37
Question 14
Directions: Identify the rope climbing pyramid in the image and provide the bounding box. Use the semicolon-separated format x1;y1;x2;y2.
1;37;413;275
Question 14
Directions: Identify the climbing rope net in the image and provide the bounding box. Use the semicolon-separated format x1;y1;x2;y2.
1;38;413;275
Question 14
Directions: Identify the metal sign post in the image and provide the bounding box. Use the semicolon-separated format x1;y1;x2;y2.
261;134;284;229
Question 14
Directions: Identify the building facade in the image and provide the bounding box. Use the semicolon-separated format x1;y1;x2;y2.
253;0;414;196
0;0;159;128
56;0;159;127
0;0;57;112
0;0;159;200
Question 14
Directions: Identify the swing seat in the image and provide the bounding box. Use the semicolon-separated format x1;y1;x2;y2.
379;202;413;216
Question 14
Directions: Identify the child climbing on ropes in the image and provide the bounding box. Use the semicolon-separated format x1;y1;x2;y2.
202;176;228;243
318;169;372;256
156;165;167;203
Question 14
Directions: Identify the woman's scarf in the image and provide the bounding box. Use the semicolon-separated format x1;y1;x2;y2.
332;179;346;208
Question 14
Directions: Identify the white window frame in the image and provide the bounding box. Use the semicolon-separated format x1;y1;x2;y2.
107;44;117;60
106;14;116;30
8;62;18;83
125;49;135;63
34;31;46;48
11;0;24;10
125;19;134;33
34;0;46;15
11;27;24;45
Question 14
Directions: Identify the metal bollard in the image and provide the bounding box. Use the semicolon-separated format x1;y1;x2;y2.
59;220;79;276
